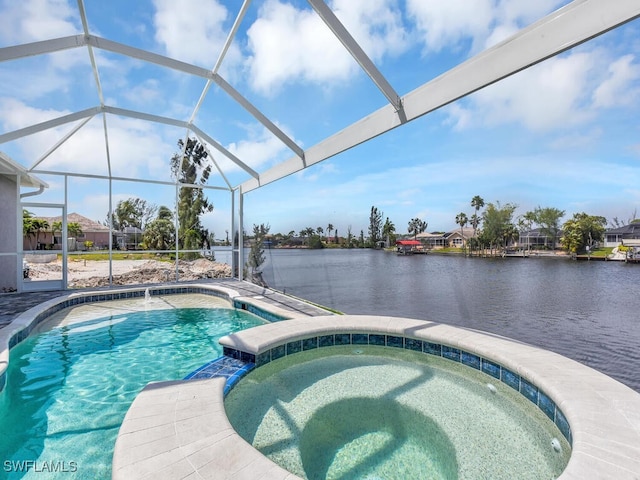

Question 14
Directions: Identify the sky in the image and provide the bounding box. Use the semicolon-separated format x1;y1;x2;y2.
1;0;640;239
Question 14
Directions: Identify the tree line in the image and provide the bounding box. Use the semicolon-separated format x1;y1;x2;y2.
22;210;83;250
451;196;613;255
263;196;634;255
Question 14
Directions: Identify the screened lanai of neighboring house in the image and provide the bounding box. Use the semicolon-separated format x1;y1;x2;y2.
1;0;639;292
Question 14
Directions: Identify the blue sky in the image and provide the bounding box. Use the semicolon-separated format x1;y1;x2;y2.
1;0;639;238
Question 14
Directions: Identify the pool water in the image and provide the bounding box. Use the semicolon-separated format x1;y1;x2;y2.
225;346;571;480
0;300;266;479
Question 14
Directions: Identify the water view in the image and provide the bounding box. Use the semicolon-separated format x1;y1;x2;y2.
258;249;640;393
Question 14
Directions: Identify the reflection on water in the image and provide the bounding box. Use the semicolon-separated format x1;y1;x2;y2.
259;249;640;392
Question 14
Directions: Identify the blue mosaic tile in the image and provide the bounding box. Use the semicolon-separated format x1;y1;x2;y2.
271;344;286;361
369;334;385;346
218;356;246;368
240;351;255;364
286;340;302;355
405;338;423;352
501;368;520;391
335;333;351;345
214;366;239;377
555;409;571;444
481;359;501;379
538;390;556;421
352;333;368;345
386;335;403;348
222;347;241;360
520;378;539;405
318;335;334;347
256;351;271;366
185;357;232;380
302;337;318;350
424;342;442;356
223;378;239;395
461;352;481;370
442;346;460;362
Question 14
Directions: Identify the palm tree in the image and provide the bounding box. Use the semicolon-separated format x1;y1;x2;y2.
143;217;175;250
382;217;396;247
23;210;37;250
306;227;316;245
407;218;427;241
51;221;62;247
33;219;49;249
455;212;468;253
326;223;334;243
67;222;83;250
470;195;485;237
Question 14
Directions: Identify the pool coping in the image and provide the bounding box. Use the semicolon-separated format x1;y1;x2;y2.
0;282;328;393
113;315;640;480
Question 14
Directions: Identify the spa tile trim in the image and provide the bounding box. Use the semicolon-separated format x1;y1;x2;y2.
222;332;572;445
234;301;288;322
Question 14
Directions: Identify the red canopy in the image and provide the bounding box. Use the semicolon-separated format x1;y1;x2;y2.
396;240;421;246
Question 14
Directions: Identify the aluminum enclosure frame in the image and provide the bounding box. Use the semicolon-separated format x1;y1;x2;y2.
0;0;639;288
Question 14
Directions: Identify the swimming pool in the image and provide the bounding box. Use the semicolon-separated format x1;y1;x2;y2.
0;294;266;479
225;345;570;479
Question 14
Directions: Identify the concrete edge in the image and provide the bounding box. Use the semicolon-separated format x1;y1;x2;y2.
0;281;320;386
218;315;640;480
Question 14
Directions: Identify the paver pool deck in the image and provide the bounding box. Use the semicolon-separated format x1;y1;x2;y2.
2;279;640;479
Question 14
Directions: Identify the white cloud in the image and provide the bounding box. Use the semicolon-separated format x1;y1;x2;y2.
0;98;175;179
331;0;408;58
407;0;494;53
444;46;640;134
484;52;595;130
247;1;353;95
407;0;567;54
592;54;640;108
152;0;241;70
0;1;93;103
445;51;596;131
222;124;294;173
246;0;408;95
0;97;68;130
0;0;79;45
121;78;163;106
443;103;472;130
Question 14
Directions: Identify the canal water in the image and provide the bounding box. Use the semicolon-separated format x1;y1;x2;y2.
258;249;640;393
